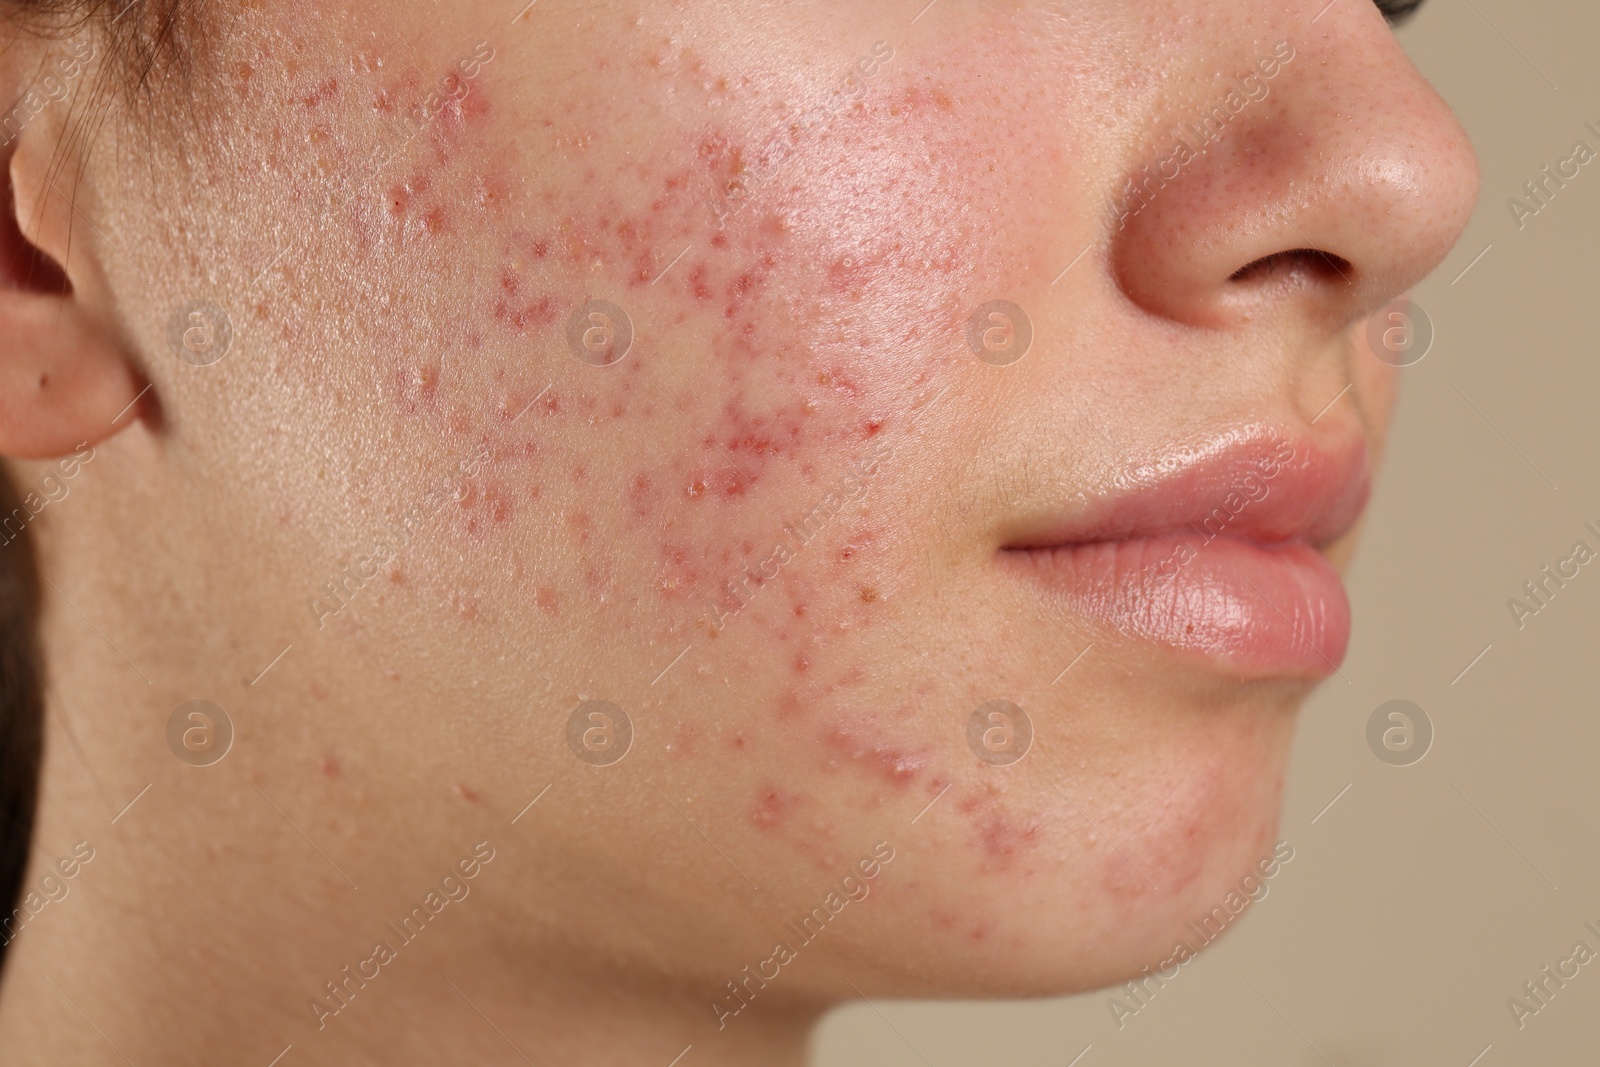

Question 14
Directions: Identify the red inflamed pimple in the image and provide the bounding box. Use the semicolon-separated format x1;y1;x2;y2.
749;785;805;830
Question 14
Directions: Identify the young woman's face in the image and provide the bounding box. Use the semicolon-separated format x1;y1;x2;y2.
40;0;1473;1016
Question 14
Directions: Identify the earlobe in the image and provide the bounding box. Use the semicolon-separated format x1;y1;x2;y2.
0;292;145;458
1;133;146;460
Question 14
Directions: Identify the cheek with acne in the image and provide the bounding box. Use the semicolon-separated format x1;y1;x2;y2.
246;17;1089;844
274;34;1058;644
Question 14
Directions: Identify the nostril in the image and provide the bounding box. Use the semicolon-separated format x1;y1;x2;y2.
1228;248;1353;285
1375;0;1428;25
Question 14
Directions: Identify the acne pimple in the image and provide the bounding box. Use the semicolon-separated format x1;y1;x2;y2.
303;75;339;109
664;721;701;757
950;786;1046;875
749;785;805;830
820;722;928;790
974;813;1043;873
776;690;805;721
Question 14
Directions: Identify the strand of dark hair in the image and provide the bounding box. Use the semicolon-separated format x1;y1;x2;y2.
0;466;42;973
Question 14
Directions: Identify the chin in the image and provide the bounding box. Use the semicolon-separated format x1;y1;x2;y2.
830;680;1301;1002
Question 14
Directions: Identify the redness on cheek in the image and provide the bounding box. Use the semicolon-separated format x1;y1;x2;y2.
818;714;932;793
492;265;559;334
474;186;825;532
1093;748;1279;917
260;27;1072;825
956;788;1045;876
927;908;995;945
748;784;806;830
303;74;341;110
321;50;1001;633
453;479;514;535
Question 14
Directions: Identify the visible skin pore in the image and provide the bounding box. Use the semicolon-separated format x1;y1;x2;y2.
0;1;1474;1064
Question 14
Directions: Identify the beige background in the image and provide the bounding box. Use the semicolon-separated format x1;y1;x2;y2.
817;2;1600;1063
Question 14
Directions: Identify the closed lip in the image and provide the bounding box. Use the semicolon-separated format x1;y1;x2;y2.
998;426;1371;553
999;426;1370;678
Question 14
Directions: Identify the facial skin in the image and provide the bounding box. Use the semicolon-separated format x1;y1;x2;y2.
0;1;1475;1064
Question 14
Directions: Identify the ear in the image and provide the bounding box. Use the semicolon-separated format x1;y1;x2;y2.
0;124;145;460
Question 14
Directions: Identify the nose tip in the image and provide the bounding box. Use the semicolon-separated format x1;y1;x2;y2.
1109;32;1480;333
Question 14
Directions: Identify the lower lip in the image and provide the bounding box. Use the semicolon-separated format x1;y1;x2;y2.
1005;535;1351;678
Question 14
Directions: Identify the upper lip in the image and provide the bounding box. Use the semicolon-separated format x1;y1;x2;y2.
999;424;1371;552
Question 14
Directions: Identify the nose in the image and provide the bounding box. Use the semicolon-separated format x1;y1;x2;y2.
1109;11;1479;333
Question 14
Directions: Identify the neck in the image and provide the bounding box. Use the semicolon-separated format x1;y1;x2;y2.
0;700;821;1065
